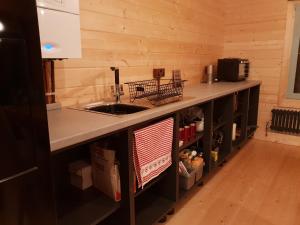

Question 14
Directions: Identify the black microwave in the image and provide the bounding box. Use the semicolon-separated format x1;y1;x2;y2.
217;58;249;82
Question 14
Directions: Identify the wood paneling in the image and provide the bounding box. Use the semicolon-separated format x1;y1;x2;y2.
223;0;300;146
55;0;224;107
55;0;299;146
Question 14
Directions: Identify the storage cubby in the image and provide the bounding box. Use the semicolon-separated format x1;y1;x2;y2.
126;113;178;225
247;85;260;137
135;178;175;225
177;104;209;199
232;90;250;149
213;95;232;129
129;114;178;195
211;127;227;169
210;95;234;171
178;106;205;148
52;132;129;225
232;115;243;146
178;141;205;199
134;169;169;198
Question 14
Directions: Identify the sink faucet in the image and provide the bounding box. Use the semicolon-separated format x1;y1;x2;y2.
110;67;124;103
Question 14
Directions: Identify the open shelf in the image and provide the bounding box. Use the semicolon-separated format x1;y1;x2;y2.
135;192;174;225
179;131;204;151
57;187;120;225
213;121;228;131
135;170;169;198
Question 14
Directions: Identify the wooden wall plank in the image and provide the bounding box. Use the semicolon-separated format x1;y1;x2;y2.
224;0;300;146
55;0;224;107
54;0;299;146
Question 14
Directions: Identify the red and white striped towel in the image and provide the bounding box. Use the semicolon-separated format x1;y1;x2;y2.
133;118;174;189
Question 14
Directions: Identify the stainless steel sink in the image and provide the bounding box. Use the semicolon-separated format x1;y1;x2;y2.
80;102;149;115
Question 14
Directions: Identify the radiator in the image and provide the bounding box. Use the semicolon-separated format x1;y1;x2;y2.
270;109;300;134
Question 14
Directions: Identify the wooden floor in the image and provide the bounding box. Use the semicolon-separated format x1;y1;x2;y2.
165;139;300;225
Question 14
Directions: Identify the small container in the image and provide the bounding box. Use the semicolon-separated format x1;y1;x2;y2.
232;123;237;141
193;158;204;181
211;149;218;162
195;120;204;132
179;140;184;147
207;65;214;85
190;123;196;138
184;125;191;142
179;170;196;190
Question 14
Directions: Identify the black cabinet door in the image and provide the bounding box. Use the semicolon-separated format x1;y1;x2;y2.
0;169;56;225
0;1;57;225
0;38;37;181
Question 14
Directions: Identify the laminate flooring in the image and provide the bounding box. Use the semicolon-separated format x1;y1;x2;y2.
165;140;300;225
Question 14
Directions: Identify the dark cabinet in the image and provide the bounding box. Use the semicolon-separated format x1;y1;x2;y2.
0;38;36;180
0;1;56;225
0;169;55;225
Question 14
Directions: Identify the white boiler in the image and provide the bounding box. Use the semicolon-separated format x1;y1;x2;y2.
36;0;81;59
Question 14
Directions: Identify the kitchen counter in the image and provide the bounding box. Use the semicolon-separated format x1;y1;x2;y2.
48;81;261;152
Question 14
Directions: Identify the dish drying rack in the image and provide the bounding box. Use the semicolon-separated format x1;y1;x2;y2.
125;79;186;106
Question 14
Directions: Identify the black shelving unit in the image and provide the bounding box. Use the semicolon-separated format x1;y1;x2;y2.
50;85;260;225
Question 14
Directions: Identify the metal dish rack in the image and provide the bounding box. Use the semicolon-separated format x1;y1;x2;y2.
125;79;186;105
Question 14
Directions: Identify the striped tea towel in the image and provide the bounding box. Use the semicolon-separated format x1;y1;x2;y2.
133;118;174;189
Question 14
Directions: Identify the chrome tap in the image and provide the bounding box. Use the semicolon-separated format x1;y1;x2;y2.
110;67;124;103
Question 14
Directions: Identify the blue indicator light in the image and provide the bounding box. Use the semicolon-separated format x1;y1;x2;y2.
43;43;54;51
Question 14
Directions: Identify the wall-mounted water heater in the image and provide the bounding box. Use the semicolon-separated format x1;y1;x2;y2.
36;0;81;59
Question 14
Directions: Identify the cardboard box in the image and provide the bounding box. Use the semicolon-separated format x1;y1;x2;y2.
90;143;115;165
90;143;121;202
68;160;92;190
69;160;92;177
70;173;93;190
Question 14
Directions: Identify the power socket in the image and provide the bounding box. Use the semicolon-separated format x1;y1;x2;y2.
153;68;165;79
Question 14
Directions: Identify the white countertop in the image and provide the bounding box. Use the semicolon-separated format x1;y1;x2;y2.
48;81;261;152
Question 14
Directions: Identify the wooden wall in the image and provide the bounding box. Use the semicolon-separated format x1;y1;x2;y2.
54;0;225;106
224;0;300;146
54;0;299;145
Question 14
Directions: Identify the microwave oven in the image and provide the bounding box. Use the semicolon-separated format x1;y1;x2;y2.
217;58;249;82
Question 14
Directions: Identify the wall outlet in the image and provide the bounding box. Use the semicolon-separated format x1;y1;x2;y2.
153;68;165;79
